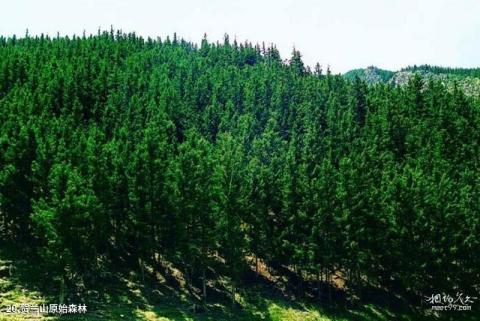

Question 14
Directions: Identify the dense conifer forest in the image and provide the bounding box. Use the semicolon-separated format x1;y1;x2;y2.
0;30;479;319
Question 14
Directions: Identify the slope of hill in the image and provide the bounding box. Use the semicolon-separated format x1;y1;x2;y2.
343;66;394;84
344;65;480;96
1;31;480;320
0;243;453;321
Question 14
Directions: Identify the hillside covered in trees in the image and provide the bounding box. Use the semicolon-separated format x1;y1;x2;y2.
0;31;479;319
344;65;480;97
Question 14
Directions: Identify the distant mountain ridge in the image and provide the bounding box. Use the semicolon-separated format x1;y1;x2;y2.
344;65;480;96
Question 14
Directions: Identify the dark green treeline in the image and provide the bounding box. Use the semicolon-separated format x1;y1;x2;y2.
0;30;479;301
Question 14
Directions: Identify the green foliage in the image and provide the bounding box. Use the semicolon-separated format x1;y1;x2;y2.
344;66;395;84
0;31;479;308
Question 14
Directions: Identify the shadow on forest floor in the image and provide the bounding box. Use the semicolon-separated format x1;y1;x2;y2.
0;242;477;321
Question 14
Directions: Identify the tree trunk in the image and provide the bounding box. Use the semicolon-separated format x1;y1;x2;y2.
202;265;207;305
186;266;193;295
298;269;303;298
231;283;235;307
328;269;332;302
139;257;145;283
59;276;66;304
317;270;321;300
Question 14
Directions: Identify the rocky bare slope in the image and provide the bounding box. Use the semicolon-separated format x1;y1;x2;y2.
344;65;480;97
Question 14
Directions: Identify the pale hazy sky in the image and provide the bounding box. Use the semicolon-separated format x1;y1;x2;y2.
2;0;480;73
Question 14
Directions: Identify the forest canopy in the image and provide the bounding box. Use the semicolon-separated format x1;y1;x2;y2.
0;30;479;305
